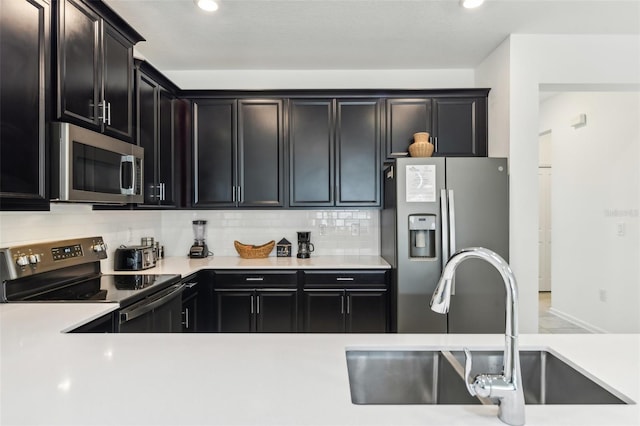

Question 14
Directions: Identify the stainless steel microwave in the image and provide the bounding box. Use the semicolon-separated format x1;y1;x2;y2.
51;122;144;204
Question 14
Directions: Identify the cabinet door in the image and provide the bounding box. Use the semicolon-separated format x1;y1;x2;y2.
215;289;253;332
336;99;380;206
346;290;389;333
56;0;100;127
238;99;284;207
385;98;432;158
158;89;175;205
0;0;49;210
289;99;334;207
193;99;236;207
137;73;157;204
102;23;134;142
256;290;298;332
303;290;345;333
432;98;487;157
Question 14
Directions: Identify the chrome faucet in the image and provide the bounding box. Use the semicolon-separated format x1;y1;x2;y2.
430;247;525;426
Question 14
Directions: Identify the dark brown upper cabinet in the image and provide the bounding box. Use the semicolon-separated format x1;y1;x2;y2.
431;97;487;157
55;0;143;143
0;0;50;211
135;61;178;207
192;99;285;208
289;98;380;207
385;92;488;159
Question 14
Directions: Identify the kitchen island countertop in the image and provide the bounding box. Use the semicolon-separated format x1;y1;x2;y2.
101;254;391;276
1;303;638;426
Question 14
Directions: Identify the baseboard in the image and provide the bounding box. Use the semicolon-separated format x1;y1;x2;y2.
547;307;606;334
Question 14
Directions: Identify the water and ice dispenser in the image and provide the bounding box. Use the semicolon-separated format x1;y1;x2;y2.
409;214;436;258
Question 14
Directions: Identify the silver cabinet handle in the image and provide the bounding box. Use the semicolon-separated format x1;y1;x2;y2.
160;182;166;201
336;277;354;281
232;185;236;202
440;189;449;271
341;295;345;314
107;101;112;126
184;282;198;288
245;277;264;281
98;100;107;124
434;136;438;152
250;295;254;314
237;186;242;203
346;295;350;314
256;295;260;315
182;307;190;329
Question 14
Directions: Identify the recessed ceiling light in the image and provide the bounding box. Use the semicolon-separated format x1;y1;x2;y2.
195;0;218;12
460;0;485;8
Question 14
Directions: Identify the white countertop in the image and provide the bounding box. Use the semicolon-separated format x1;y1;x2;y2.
1;303;638;426
101;255;391;276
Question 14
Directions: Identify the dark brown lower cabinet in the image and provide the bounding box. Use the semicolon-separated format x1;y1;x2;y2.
303;289;388;333
214;289;298;332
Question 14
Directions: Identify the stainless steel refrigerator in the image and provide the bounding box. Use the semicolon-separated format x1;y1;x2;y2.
381;157;509;333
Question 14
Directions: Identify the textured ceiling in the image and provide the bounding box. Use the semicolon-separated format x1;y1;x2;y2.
104;0;640;71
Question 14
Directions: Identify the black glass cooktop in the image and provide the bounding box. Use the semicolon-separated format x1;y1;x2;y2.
21;274;180;306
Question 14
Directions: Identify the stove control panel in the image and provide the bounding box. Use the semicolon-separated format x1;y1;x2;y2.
0;236;108;281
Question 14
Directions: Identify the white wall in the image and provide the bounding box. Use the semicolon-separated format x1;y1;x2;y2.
160;209;379;258
0;203;162;261
475;34;640;333
0;205;380;262
539;92;640;333
164;69;476;90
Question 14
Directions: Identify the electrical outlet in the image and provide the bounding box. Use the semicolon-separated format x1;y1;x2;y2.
599;289;607;303
617;222;626;237
351;223;360;236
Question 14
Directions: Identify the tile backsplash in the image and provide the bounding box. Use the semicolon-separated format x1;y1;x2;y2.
0;204;380;259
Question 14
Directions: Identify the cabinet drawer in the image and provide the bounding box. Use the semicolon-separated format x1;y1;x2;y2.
303;270;387;288
214;271;298;288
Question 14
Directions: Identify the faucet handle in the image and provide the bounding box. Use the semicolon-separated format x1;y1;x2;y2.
463;348;476;396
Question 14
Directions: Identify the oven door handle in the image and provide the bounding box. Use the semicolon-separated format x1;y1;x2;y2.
120;284;185;323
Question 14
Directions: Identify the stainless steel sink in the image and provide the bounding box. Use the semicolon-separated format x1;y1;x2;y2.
346;349;633;405
346;350;479;404
450;350;633;405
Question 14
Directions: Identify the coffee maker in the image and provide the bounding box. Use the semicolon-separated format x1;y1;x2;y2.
189;220;209;258
296;231;315;259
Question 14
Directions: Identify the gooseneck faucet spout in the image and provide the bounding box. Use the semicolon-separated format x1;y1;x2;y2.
430;247;525;426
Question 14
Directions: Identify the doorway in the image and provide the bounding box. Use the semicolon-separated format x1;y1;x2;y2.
538;131;552;292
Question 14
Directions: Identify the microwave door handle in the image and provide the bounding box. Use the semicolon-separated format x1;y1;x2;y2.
120;155;135;194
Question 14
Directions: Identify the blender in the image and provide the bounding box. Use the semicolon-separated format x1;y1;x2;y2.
189;220;210;258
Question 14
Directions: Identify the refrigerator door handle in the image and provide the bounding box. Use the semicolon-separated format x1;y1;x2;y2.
440;189;449;272
448;189;457;295
448;189;456;256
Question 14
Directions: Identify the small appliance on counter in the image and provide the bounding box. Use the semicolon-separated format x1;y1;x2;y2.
296;231;315;259
189;220;210;258
114;245;156;271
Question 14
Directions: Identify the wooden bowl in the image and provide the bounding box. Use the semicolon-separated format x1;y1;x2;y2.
234;240;275;259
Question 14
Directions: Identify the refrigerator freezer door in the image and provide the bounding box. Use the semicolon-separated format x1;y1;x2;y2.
445;158;509;333
395;158;447;333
